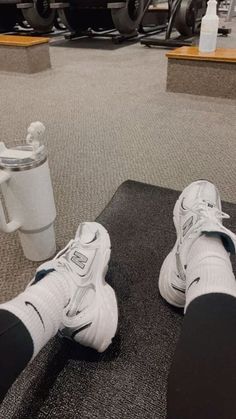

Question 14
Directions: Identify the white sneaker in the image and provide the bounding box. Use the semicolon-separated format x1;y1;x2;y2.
34;222;118;353
159;180;236;308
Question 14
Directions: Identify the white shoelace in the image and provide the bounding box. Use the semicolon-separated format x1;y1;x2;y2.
176;201;231;282
54;239;75;260
185;200;230;234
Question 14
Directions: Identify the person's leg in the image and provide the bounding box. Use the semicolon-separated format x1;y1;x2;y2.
0;267;68;402
167;235;236;419
159;180;236;419
0;310;33;402
0;222;118;403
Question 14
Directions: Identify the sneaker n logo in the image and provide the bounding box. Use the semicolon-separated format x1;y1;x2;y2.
183;216;193;237
71;251;88;269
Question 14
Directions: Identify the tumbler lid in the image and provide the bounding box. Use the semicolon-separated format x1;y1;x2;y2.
0;122;47;170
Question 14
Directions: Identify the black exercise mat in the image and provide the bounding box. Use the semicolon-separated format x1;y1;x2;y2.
1;181;236;419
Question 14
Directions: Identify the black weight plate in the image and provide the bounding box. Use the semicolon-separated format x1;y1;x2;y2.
111;0;144;34
174;0;194;36
174;0;206;36
22;0;55;32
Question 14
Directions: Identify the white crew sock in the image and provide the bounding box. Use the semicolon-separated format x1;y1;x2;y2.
0;271;69;359
185;234;236;311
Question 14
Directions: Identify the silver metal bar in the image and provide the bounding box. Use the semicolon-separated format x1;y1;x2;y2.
17;2;33;8
107;2;126;8
0;0;19;4
50;2;69;8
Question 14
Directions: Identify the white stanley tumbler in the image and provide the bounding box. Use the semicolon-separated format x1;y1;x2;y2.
0;122;56;261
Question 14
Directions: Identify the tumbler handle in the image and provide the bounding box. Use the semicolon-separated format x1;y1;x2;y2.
0;170;21;233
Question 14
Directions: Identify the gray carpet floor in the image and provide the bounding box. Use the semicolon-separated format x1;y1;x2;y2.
0;19;236;417
0;21;236;303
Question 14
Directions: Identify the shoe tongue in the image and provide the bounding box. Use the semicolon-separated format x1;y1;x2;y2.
63;223;98;277
184;181;219;209
201;183;218;206
79;223;97;244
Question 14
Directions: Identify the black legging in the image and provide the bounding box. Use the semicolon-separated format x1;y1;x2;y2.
167;293;236;419
1;294;236;418
0;310;33;402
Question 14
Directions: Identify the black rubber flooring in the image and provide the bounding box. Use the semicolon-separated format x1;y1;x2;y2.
2;181;236;419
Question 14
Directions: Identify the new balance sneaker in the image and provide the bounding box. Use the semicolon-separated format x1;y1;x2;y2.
34;222;118;352
159;180;236;308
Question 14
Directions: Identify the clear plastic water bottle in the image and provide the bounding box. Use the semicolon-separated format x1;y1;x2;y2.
199;0;219;53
